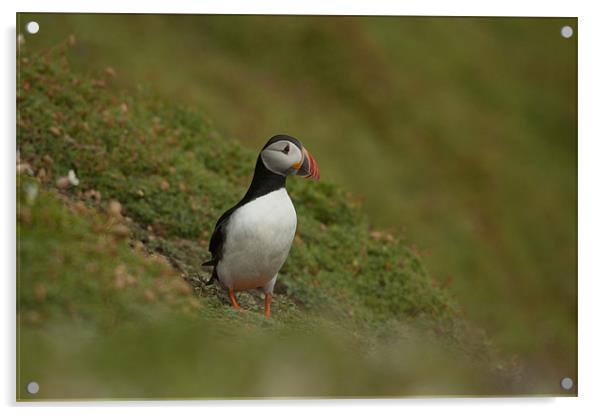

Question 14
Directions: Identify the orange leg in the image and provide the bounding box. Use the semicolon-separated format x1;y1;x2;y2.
228;288;240;309
264;293;272;318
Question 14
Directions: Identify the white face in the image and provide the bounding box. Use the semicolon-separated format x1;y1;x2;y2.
260;140;304;177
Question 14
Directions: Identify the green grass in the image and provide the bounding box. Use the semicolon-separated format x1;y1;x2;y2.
17;14;577;382
16;14;577;399
16;43;531;400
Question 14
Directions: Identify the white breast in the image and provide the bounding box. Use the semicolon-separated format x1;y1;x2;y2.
217;188;297;291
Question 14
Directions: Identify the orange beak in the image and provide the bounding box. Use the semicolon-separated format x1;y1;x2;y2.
296;148;320;180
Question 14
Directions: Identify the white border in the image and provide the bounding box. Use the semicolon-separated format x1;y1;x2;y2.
3;1;601;414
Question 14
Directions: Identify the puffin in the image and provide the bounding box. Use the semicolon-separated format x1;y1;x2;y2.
203;135;320;318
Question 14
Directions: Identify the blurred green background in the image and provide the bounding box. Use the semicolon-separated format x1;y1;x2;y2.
18;14;577;397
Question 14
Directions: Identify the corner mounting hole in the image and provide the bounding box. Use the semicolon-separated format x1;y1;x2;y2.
560;377;574;390
26;381;39;394
560;25;573;39
26;21;40;35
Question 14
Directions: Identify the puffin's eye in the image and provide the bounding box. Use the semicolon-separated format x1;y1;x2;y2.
282;144;290;154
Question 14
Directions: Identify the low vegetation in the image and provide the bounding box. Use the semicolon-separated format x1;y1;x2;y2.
18;42;529;400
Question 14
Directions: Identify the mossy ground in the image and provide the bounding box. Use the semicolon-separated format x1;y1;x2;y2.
18;15;577;388
18;42;547;400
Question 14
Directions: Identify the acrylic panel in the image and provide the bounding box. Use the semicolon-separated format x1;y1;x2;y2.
16;13;577;400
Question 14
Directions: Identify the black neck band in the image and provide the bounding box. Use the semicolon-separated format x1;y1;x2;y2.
239;156;287;205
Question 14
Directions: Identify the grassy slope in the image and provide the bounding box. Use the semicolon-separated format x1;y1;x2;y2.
16;44;529;400
19;14;577;381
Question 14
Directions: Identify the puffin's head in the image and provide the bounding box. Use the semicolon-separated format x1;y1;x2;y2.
260;134;320;180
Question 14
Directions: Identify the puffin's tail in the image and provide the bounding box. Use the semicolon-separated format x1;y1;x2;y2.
202;259;216;267
202;259;218;285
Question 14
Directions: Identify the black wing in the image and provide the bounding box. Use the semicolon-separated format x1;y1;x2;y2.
203;205;238;266
202;206;238;285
